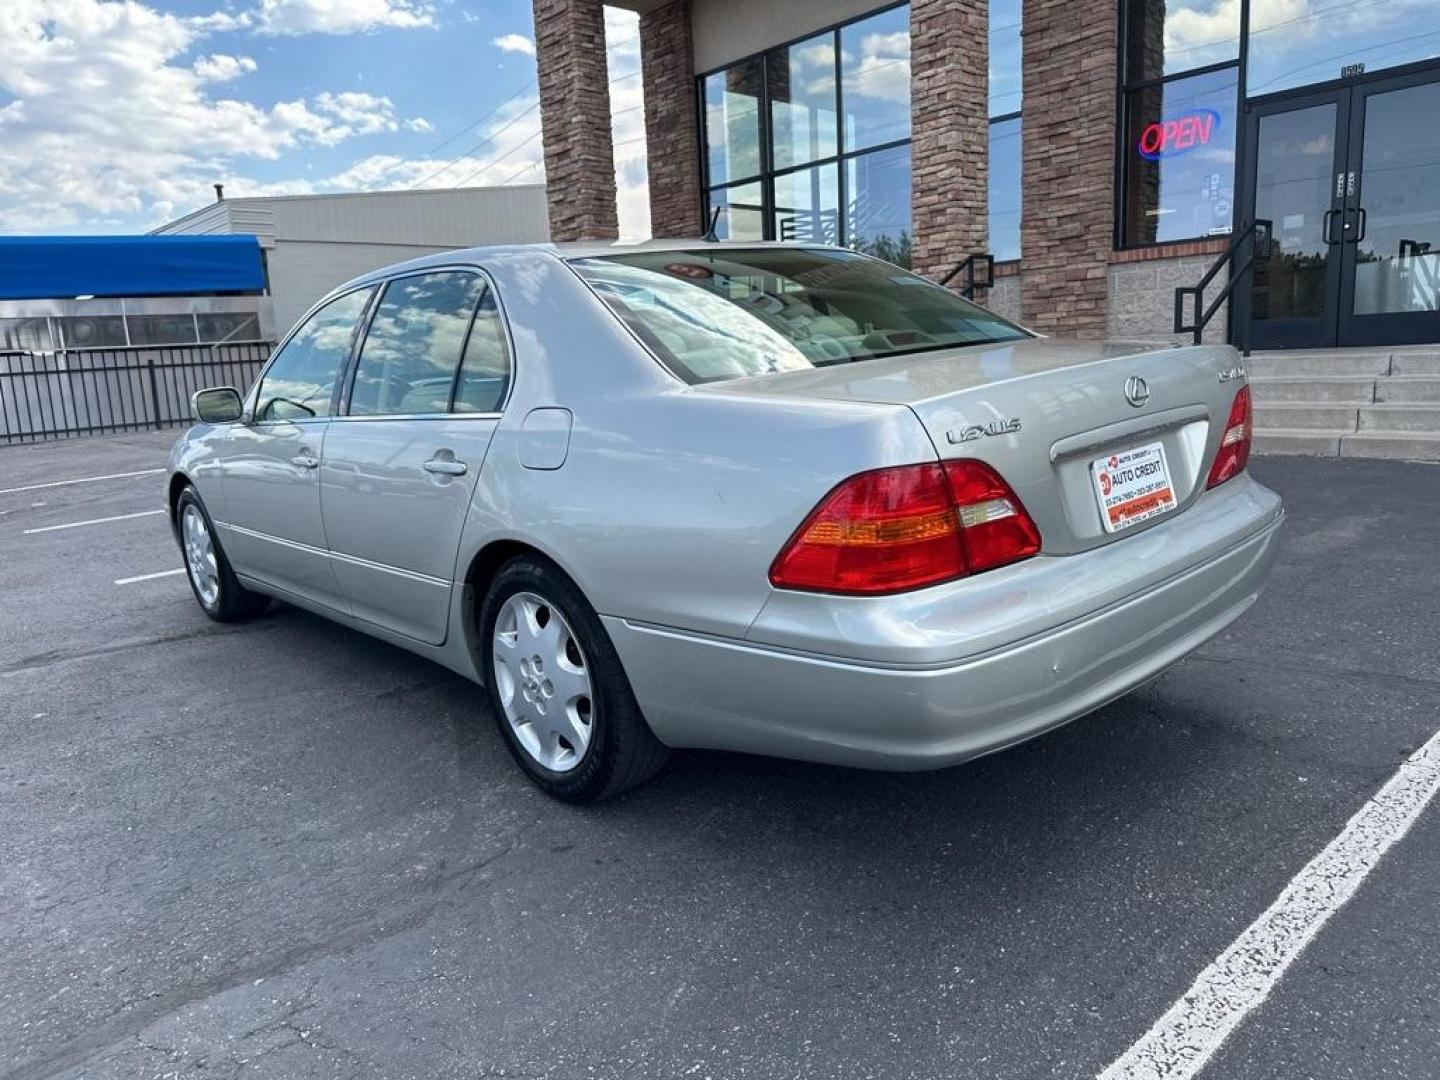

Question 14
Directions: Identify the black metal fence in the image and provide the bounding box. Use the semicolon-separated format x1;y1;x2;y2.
0;342;272;445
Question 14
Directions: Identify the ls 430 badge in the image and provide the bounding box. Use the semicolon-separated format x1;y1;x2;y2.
946;418;1023;444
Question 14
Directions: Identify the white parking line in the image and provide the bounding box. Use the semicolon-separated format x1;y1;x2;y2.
24;509;165;535
0;468;164;497
115;568;186;586
1098;725;1440;1080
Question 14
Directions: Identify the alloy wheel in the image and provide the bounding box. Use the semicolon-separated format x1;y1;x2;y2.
181;504;220;608
492;591;594;773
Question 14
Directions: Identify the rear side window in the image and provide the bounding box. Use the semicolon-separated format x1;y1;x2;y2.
256;287;373;421
452;290;511;414
349;271;485;416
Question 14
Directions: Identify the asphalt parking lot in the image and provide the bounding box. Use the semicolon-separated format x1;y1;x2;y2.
2;432;1438;1080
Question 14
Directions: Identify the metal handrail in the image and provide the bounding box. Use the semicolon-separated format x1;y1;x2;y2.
1173;219;1272;349
939;252;995;300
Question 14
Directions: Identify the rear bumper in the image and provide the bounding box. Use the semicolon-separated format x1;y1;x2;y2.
604;478;1283;771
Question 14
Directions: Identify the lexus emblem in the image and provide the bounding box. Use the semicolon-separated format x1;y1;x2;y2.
1124;375;1150;408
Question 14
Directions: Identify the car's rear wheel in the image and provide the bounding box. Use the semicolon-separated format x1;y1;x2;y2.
480;555;669;803
176;487;269;622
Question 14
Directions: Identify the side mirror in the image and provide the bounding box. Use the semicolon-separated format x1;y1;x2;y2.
191;387;244;424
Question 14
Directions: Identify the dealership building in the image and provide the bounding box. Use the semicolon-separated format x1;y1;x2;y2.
531;0;1440;355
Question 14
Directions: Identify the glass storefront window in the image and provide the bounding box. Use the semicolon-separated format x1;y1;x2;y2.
1125;0;1240;84
704;57;763;186
1248;2;1440;98
1122;67;1238;246
768;31;838;171
127;313;199;346
0;317;54;352
989;117;1022;262
57;315;127;348
841;5;911;152
708;182;765;241
846;144;911;266
196;312;261;344
990;0;1022;118
773;164;840;244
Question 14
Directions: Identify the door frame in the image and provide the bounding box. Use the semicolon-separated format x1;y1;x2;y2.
1234;85;1351;350
1236;57;1440;349
1336;65;1440;347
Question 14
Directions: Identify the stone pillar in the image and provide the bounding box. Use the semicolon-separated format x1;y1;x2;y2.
1020;0;1118;337
910;0;989;284
534;0;619;241
640;1;703;238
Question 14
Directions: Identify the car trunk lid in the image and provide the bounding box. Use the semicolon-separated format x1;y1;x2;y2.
697;338;1246;554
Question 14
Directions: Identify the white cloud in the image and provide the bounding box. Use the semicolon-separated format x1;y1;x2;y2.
255;0;435;36
847;31;910;106
0;0;429;230
492;33;535;57
192;53;258;82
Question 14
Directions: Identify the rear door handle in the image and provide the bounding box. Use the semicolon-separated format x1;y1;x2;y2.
423;458;468;476
291;453;319;469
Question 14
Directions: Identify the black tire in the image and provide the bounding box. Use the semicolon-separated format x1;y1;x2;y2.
175;486;270;623
479;555;670;803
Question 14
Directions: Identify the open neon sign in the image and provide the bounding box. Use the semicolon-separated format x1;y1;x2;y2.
1138;109;1221;160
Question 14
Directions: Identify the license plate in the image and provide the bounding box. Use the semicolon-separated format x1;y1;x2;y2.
1091;442;1177;533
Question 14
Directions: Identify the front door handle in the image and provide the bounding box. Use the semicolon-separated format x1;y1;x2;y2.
1322;209;1341;244
1353;206;1367;243
291;453;319;469
423;457;468;477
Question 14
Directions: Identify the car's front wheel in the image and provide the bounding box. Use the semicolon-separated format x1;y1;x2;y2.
175;486;269;623
479;555;669;802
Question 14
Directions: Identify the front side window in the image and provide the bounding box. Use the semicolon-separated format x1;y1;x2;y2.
255;287;372;422
348;271;484;416
572;248;1027;385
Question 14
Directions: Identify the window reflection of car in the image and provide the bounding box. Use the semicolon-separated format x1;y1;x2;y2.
168;242;1282;805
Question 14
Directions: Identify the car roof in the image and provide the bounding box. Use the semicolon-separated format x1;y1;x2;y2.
334;239;846;293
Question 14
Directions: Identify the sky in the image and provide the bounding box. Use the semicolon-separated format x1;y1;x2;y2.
0;0;649;237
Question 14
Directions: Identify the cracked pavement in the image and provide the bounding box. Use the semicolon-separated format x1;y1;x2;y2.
1;432;1437;1079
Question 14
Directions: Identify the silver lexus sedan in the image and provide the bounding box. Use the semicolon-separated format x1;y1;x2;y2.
168;242;1283;802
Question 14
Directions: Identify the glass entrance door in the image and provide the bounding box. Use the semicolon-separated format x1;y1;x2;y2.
1338;72;1440;346
1243;92;1348;349
1242;68;1440;349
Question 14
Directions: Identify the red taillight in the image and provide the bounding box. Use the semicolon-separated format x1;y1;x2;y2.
1206;385;1252;489
769;460;1041;595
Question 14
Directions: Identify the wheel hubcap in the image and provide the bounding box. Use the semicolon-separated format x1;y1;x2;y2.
181;504;220;608
492;592;593;773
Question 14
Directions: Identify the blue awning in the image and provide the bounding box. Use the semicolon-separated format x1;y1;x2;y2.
0;235;266;300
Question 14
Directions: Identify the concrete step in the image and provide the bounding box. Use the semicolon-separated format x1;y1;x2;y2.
1252;428;1342;456
1253;403;1359;431
1249;376;1375;404
1247;351;1391;377
1358;403;1440;433
1376;377;1440;403
1390;351;1440;376
1339;431;1440;462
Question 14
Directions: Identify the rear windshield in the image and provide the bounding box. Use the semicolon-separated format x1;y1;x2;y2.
569;247;1029;385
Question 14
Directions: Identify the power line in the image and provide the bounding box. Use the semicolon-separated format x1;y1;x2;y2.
416;78;536;161
409;98;540;190
451;127;543;188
